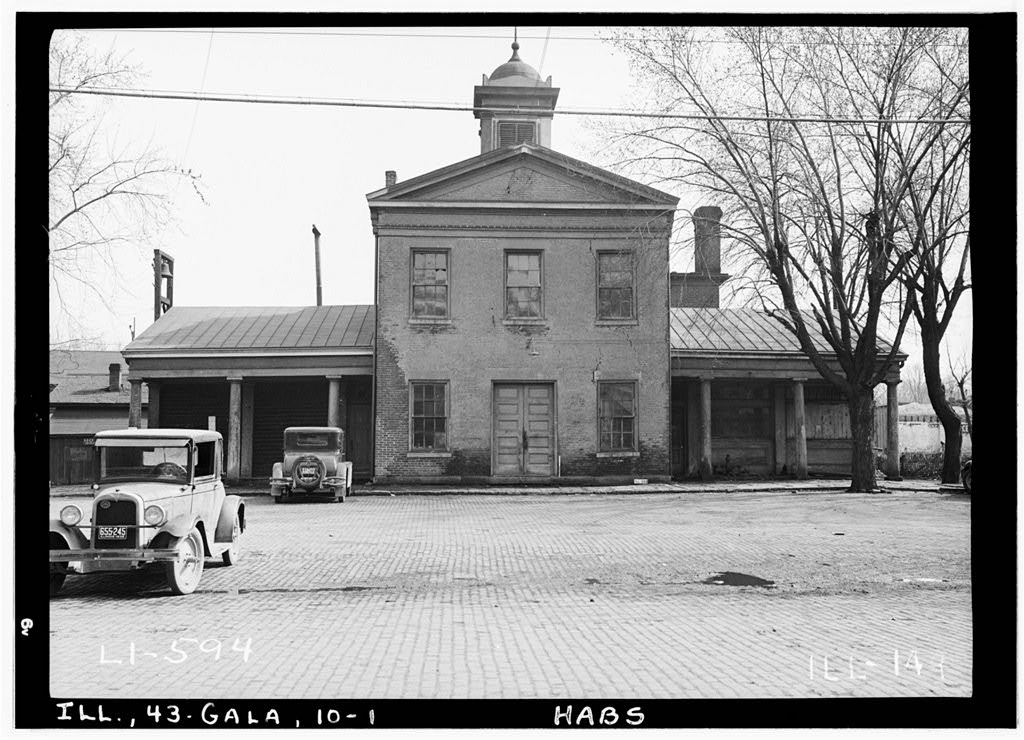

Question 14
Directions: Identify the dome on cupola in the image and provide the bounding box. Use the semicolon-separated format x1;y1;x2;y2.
487;41;543;86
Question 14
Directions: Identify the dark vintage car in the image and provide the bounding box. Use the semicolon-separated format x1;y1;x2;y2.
49;429;246;596
269;426;353;503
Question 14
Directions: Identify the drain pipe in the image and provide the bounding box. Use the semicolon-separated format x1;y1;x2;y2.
312;224;323;306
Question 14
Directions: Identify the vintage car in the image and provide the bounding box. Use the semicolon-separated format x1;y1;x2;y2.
269;426;352;503
49;429;246;596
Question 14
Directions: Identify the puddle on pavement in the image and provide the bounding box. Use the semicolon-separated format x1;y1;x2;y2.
702;571;776;588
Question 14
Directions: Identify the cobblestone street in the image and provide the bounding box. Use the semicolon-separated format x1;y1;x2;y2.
49;489;972;699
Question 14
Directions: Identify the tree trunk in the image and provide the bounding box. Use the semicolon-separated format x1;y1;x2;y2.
920;326;963;484
847;390;878;492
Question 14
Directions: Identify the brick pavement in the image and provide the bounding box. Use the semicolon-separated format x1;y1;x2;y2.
48;490;971;699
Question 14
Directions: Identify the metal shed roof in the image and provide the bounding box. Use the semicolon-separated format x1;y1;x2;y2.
671;308;903;357
123;305;375;356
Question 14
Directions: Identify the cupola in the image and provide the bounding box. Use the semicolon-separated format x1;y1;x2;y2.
473;38;560;154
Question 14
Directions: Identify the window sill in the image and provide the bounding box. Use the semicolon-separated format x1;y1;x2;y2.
408;318;452;326
501;318;548;327
407;451;452;458
596;451;640;458
595;319;639;326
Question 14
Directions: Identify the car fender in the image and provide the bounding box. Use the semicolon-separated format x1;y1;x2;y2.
214;496;246;543
152;513;210;556
49;520;88;550
271;462;283;478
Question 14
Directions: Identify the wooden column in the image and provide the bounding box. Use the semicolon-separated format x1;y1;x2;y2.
227;377;242;482
886;380;902;481
699;377;713;480
146;381;160;428
793;378;808;479
241;383;254;478
128;379;143;428
773;384;786;474
327;376;343;428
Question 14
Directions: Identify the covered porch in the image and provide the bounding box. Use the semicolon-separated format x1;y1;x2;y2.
671;308;905;480
122;305;376;483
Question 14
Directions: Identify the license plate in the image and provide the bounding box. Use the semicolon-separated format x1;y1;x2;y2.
98;526;127;540
299;465;318;476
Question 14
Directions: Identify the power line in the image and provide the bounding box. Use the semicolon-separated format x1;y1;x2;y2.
80;27;969;49
50;86;972;126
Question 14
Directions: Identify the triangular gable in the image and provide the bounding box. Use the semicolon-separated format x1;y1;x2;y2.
368;144;678;207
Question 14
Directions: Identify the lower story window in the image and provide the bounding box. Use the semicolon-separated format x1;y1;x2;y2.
599;381;637;452
411;382;448;451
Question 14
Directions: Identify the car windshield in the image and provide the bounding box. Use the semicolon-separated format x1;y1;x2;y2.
288;432;337;449
99;445;190;483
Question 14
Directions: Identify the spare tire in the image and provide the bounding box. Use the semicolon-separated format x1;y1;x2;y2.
292;454;326;491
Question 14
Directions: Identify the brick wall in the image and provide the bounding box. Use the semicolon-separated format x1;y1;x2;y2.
373;207;673;483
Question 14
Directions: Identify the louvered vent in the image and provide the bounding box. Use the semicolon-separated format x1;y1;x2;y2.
497;121;536;147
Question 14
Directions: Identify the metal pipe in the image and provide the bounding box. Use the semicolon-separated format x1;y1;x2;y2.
312;224;322;306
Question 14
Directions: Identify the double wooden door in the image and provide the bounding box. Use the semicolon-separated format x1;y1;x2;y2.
492;383;555;476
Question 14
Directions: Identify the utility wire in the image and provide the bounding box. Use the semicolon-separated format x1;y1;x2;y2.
85;27;968;48
50;86;971;125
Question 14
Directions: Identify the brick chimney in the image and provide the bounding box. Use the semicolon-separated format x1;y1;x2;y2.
670;205;730;308
385;170;397;188
108;363;122;392
693;205;723;274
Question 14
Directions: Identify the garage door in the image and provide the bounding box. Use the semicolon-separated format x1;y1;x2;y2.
158;382;230;440
250;380;328;480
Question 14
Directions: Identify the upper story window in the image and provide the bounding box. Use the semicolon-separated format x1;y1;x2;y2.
505;252;542;319
597;251;635;320
497;121;536;147
411;250;449;319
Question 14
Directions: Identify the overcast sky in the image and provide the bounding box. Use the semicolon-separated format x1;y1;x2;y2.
45;23;971;372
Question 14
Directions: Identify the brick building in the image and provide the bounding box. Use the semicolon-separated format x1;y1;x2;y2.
367;42;678;483
114;41;904;486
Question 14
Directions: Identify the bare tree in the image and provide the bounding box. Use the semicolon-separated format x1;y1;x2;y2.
899;364;929;404
890;33;971;482
48;31;205;346
607;26;967;491
947;346;972;443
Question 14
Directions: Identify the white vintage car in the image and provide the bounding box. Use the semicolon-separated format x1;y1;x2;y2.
49;429;246;596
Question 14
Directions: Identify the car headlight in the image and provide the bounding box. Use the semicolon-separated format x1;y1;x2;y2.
144;505;167;526
59;505;82;526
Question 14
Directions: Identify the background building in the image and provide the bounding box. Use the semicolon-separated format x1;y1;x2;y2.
49;350;147;485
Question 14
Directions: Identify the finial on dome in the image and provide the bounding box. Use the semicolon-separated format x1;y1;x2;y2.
511;28;520;60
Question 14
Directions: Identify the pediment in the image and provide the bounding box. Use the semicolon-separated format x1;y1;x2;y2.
370;146;677;207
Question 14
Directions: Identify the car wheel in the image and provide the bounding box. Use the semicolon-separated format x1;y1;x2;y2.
166;529;205;595
50;537;69;595
221;513;242;565
962;462;972;495
50;571;67;595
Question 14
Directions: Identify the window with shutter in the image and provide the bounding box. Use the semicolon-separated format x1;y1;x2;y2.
497;121;536;147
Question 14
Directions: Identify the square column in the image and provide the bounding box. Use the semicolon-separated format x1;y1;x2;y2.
886;380;902;481
699;377;713;480
128;379;143;428
327;376;343;428
226;377;243;482
793;378;808;479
